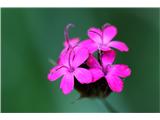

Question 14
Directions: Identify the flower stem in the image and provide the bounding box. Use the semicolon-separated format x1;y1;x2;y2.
98;50;102;65
100;98;118;113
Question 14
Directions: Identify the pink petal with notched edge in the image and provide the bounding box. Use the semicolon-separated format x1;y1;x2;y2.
110;64;131;78
105;74;123;93
101;50;116;68
88;27;102;44
71;47;89;68
57;48;70;67
48;65;67;81
64;38;80;47
60;72;74;95
74;67;92;84
57;48;67;64
90;68;104;82
87;54;101;69
103;25;117;44
79;39;98;53
108;41;129;52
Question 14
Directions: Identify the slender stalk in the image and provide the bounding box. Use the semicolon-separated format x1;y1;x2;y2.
64;23;75;46
48;58;56;66
100;98;118;113
97;50;102;65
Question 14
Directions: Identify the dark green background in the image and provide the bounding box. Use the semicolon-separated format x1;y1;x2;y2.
2;8;159;112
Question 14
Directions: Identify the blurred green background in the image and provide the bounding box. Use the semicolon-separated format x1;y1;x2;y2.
1;8;159;112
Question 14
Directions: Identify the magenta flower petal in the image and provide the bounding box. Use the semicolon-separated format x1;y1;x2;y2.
58;37;80;66
111;64;131;78
60;72;74;95
64;38;80;47
101;50;116;67
102;25;117;44
74;67;92;84
87;54;101;69
90;68;104;82
105;74;123;93
57;48;70;67
79;39;97;53
88;27;102;44
99;45;111;51
48;66;67;81
72;47;89;68
108;41;129;52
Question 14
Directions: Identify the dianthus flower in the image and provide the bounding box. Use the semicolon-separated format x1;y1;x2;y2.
48;23;131;97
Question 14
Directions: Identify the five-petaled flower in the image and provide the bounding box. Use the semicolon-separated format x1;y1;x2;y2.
87;50;131;92
80;25;129;53
48;23;131;96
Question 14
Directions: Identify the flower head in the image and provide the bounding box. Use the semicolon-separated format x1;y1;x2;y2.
48;23;131;97
87;50;131;92
80;24;129;53
48;24;92;95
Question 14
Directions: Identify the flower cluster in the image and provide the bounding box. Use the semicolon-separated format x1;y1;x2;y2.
48;23;131;97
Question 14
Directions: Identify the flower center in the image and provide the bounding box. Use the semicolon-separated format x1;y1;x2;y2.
98;43;108;50
103;65;112;75
69;67;75;73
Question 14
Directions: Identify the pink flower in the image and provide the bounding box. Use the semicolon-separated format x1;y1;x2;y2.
48;23;131;96
80;25;129;53
87;50;131;93
48;46;92;95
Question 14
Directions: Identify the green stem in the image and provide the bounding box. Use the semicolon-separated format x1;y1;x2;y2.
48;58;56;66
100;98;118;113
